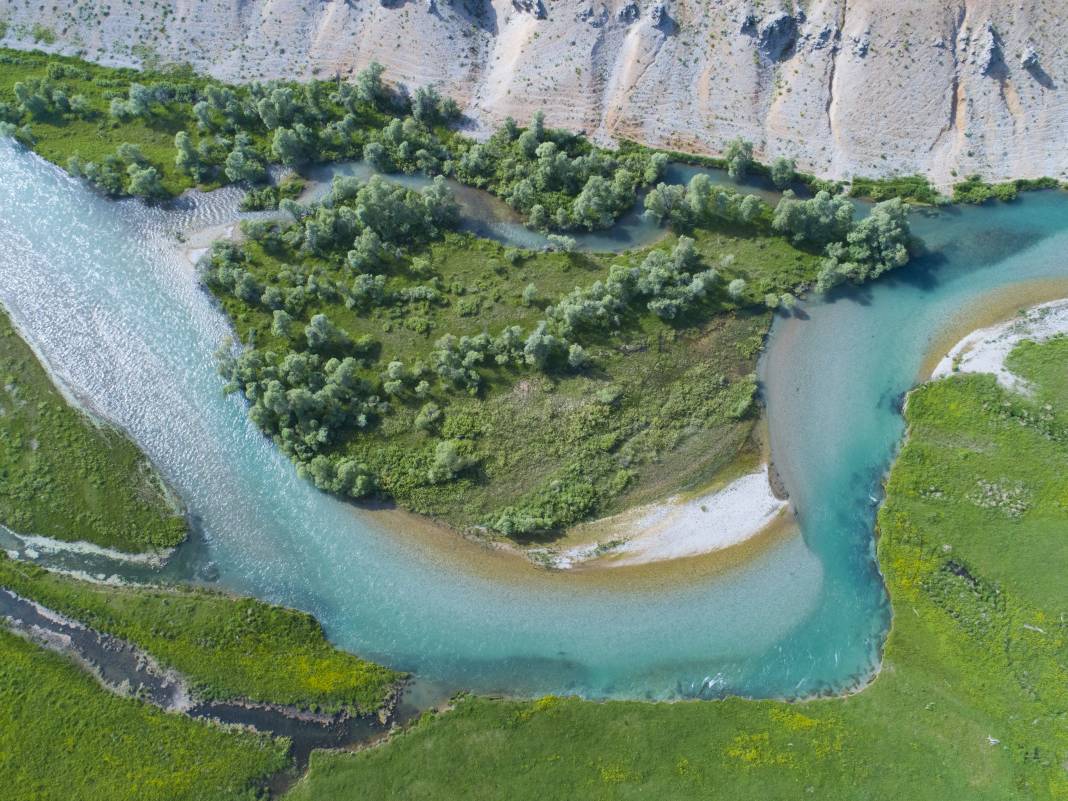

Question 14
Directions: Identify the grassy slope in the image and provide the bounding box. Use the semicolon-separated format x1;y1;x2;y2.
0;627;288;801
286;338;1068;800
0;554;401;714
0;307;186;551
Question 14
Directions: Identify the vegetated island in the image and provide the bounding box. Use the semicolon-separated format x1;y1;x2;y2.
0;48;914;555
285;314;1068;800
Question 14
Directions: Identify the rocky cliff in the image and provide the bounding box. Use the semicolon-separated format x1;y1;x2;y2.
1;0;1065;187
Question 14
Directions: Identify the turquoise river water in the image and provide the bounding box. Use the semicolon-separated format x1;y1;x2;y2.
1;140;1066;700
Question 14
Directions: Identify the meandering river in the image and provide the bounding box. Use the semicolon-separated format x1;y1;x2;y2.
2;140;1066;700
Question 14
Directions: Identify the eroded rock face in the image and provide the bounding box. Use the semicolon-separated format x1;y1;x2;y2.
618;2;640;24
513;0;547;19
756;12;799;61
649;2;667;28
8;0;1068;187
977;22;1003;76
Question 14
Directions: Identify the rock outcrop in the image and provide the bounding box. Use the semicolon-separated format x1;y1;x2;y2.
2;0;1067;187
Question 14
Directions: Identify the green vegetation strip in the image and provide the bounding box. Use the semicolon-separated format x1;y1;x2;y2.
0;627;287;801
0;47;661;232
286;337;1068;800
0;306;186;552
849;174;944;205
0;555;401;714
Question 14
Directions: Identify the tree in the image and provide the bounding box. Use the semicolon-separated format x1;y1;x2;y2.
346;229;386;273
727;278;748;299
126;164;164;198
193;100;212;129
414;402;442;431
363;141;392;172
109;97;134;121
354;62;388;109
13;82;50;119
725;138;754;182
770;156;796;189
571;175;615;230
521;283;538;306
174;131;204;181
271;310;296;338
272;127;306;166
126;83;154;117
304;313;352;353
530;110;545;140
567;343;590;369
739;194;766;223
427;439;474;483
224;134;267;183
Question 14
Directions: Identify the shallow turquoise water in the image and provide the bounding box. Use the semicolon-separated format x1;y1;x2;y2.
1;140;1066;699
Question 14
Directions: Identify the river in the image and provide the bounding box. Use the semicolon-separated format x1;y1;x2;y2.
1;139;1065;700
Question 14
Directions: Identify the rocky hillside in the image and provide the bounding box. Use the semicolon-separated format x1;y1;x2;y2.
1;0;1065;186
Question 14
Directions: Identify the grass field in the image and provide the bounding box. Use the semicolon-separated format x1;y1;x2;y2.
0;306;186;552
0;554;401;715
0;626;288;801
285;336;1068;800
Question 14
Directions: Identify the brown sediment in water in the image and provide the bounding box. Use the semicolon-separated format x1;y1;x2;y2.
918;277;1068;382
356;500;801;592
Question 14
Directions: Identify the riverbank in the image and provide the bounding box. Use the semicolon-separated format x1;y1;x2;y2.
0;306;187;553
932;298;1068;389
537;463;790;570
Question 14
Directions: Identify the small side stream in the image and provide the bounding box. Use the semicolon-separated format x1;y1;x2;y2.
0;588;418;772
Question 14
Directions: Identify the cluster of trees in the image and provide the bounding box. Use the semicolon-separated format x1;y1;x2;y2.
771;191;911;290
9;55;665;233
67;142;165;198
9;77;89;120
295;175;459;255
239;175;305;211
425;237;718;394
207;174;491;496
723;137;795;189
548;237;719;331
217;345;381;496
817;198;911;290
449;112;666;231
647;176;912;294
644;173;769;229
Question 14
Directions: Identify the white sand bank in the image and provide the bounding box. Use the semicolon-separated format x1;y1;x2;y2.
932;299;1068;389
3;527;173;567
546;464;789;569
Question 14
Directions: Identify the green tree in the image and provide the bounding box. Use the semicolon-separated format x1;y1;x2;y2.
725;138;754;182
